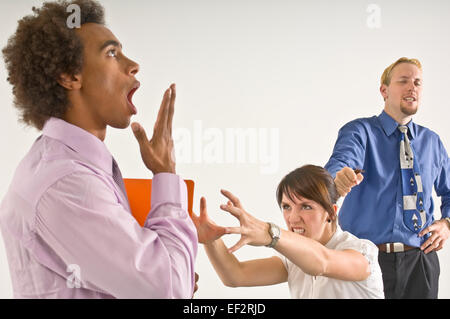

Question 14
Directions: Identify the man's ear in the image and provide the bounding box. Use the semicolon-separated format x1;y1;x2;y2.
380;84;388;101
57;73;82;90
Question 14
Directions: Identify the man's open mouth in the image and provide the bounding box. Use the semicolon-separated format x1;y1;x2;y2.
127;81;140;115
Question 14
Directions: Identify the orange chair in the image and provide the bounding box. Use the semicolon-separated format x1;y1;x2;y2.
123;178;195;227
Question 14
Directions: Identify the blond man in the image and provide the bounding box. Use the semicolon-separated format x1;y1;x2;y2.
325;57;450;298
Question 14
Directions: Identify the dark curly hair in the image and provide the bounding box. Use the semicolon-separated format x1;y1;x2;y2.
2;0;105;130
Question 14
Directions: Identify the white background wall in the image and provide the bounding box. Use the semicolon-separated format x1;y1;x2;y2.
0;0;449;299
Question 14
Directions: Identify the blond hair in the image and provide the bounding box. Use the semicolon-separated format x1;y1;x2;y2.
381;57;422;86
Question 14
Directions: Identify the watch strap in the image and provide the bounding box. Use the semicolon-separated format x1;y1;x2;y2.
266;222;280;248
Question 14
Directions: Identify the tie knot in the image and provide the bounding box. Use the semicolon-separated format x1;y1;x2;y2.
398;125;408;134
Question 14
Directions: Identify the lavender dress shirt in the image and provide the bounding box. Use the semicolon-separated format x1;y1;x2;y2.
0;117;198;298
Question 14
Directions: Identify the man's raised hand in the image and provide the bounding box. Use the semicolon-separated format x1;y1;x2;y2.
132;84;176;174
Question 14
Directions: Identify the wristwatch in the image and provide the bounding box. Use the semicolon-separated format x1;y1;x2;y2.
266;222;281;248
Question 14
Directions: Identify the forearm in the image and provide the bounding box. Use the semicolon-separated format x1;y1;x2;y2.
145;215;197;297
144;173;198;297
204;239;244;287
274;229;330;277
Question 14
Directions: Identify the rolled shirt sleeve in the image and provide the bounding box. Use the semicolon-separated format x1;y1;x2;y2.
34;171;198;298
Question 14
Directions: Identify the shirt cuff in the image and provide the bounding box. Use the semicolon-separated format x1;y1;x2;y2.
150;172;188;213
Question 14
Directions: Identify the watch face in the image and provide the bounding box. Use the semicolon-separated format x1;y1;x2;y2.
267;223;280;248
272;223;280;238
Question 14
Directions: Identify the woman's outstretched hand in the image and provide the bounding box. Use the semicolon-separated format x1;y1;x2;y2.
219;189;271;253
192;197;227;244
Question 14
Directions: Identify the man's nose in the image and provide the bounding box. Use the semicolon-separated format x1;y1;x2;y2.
127;58;140;76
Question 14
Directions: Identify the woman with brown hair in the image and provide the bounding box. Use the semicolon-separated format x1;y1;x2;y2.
193;165;384;298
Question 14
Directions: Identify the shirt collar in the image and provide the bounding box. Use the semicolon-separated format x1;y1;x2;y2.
377;110;416;140
325;224;343;249
42;117;113;175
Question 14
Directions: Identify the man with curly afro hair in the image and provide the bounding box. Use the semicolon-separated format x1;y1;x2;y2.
0;0;198;298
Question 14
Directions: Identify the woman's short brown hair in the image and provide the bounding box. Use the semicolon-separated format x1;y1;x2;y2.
276;165;339;218
2;0;105;130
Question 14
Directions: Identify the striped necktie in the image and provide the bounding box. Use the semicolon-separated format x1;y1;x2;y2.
399;125;425;233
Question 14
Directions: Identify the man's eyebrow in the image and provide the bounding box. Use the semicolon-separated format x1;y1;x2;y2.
99;40;122;52
398;75;421;79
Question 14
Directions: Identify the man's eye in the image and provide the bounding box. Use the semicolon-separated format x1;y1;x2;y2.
282;204;290;210
302;205;312;210
107;49;117;57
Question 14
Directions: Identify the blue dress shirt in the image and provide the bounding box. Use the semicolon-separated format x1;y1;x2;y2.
325;111;450;247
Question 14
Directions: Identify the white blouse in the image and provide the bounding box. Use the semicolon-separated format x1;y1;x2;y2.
276;225;385;299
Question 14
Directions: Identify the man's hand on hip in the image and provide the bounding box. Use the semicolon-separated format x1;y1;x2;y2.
419;219;450;254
